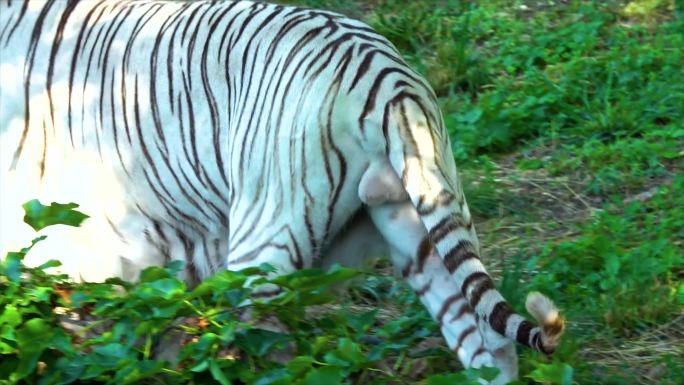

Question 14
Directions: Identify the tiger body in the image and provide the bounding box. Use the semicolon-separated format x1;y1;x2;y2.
2;0;386;281
0;1;563;383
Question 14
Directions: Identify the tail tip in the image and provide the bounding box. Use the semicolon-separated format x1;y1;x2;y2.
525;291;565;353
525;291;558;324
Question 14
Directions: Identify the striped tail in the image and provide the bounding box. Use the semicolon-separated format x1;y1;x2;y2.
387;97;564;354
403;163;564;354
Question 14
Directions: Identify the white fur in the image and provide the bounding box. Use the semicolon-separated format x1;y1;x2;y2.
526;292;559;325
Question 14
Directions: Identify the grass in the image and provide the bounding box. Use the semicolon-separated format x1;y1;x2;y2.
2;0;683;384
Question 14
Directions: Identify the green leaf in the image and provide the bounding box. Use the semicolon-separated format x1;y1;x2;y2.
287;356;315;377
39;356;84;385
15;350;42;380
1;236;47;282
476;366;501;382
151;302;183;318
190;360;209;372
312;336;331;355
22;200;89;231
0;340;15;354
346;310;377;334
235;329;290;356
0;306;22;329
426;372;478;385
113;360;164;384
302;366;344;385
36;259;62;270
14;318;55;379
426;366;500;385
528;362;574;385
324;338;364;367
1;253;23;282
222;288;251;307
605;254;621;277
165;259;186;275
191;270;250;298
209;359;232;385
16;318;53;353
90;343;129;368
0;356;19;381
272;265;360;290
139;278;186;300
26;286;53;302
0;324;17;343
254;368;291;385
138;265;173;283
219;323;237;343
194;333;219;352
461;107;483;124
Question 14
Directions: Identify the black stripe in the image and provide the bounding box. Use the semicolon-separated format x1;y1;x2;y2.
416;280;432;296
47;0;83;129
11;0;58;169
322;51;352;240
67;1;106;146
443;239;479;274
416;235;432;273
39;122;46;178
416;190;455;215
437;294;462;326
176;229;200;285
381;102;391;155
455;325;477;352
516;320;534;347
467;274;495;309
401;260;413;278
489;301;514;336
286;227;305;270
428;214;469;244
449;303;472;323
470;346;488;365
359;67;419;129
348;48;378;91
460;272;487;300
3;0;28;46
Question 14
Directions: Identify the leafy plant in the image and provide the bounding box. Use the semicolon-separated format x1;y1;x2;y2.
0;201;496;384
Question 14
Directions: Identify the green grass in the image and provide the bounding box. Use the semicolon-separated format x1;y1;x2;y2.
2;0;683;384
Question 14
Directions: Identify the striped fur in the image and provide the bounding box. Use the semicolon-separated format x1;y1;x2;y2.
0;1;563;382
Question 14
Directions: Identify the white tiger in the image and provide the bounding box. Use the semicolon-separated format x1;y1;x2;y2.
0;1;564;383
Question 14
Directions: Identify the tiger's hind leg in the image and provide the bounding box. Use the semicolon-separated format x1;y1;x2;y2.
319;205;500;378
488;337;518;383
317;209;389;271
